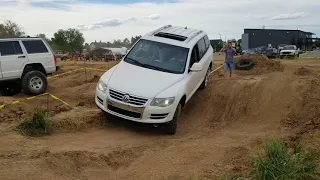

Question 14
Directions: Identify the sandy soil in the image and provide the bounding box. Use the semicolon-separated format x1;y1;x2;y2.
0;56;319;180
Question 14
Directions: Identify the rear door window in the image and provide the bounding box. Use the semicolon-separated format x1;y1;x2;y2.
22;40;49;54
197;38;206;60
0;41;23;56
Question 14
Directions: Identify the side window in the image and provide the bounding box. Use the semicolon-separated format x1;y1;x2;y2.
189;45;199;69
203;35;210;50
0;41;23;56
197;38;206;60
22;40;49;54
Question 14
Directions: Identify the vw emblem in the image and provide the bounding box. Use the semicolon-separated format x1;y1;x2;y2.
122;94;130;103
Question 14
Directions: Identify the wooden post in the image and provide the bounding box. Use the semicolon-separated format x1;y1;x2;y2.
47;93;49;117
84;52;87;82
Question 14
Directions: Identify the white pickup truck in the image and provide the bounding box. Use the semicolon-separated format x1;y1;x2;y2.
279;45;299;58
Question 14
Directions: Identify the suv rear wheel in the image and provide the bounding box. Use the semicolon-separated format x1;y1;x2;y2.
21;71;48;96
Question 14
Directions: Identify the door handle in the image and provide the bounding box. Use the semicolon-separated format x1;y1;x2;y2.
18;56;26;58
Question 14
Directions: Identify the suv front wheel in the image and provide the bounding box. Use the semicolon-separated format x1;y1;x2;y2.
21;71;48;96
199;68;210;90
165;103;182;135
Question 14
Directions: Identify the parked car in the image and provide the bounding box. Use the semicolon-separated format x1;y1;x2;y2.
280;45;299;59
95;25;213;135
264;48;279;58
255;46;267;54
0;37;57;95
243;48;257;55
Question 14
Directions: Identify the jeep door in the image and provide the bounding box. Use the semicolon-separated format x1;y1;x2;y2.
0;40;28;79
21;40;55;73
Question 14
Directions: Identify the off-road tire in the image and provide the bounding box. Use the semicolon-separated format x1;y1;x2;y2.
199;68;210;90
235;59;255;71
165;104;182;135
21;71;47;96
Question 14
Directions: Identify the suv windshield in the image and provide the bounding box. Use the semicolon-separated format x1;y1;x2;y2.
283;46;295;50
124;39;189;74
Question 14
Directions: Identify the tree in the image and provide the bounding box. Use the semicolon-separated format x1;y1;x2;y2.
84;43;90;51
130;35;142;47
52;28;85;52
122;38;131;47
0;20;25;38
36;33;51;43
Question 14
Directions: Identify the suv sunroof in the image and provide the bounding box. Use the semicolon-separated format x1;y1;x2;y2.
154;32;187;41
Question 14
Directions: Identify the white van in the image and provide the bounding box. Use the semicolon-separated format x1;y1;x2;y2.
95;25;214;135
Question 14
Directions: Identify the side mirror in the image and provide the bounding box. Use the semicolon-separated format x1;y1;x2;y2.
190;62;203;72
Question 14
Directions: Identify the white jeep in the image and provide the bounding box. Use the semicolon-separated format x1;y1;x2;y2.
280;45;299;58
0;37;57;96
95;25;214;135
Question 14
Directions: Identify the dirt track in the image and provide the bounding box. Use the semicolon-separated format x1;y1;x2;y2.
0;57;319;180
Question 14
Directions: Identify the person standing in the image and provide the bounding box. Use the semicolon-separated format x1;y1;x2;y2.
220;42;236;78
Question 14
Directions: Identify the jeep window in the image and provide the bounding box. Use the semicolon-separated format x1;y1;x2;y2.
22;40;49;54
197;38;206;60
124;39;189;74
0;41;23;56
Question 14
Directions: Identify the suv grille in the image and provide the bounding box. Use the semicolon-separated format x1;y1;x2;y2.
109;89;148;106
108;105;141;119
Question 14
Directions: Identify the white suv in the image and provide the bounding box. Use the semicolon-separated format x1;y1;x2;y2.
280;45;299;58
95;25;213;135
0;37;57;96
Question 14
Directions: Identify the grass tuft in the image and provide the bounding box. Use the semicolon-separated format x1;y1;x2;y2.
221;139;320;180
251;139;320;180
16;108;51;137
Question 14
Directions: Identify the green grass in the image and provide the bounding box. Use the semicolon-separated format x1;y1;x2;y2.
221;139;320;180
16;108;51;137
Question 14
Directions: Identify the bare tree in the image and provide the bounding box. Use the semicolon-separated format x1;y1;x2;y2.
0;20;25;38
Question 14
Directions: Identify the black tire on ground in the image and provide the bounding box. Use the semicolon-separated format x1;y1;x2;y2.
21;71;48;96
235;59;255;71
0;82;22;96
165;104;182;135
199;68;210;90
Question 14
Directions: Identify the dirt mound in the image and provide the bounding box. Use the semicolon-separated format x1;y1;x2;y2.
0;104;27;124
50;108;104;133
294;67;311;76
283;76;320;140
235;54;284;75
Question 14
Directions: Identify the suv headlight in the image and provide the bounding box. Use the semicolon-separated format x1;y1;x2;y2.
150;97;175;107
97;80;107;93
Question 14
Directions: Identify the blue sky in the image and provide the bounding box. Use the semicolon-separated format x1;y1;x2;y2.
0;0;319;43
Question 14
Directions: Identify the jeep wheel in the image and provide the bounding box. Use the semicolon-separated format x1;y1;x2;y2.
21;71;48;96
199;68;210;90
165;104;182;135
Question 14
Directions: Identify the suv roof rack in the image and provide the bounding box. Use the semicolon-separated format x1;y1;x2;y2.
149;25;172;36
154;32;187;41
0;36;39;39
185;30;203;43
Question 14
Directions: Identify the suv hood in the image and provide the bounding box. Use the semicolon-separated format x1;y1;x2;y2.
106;61;184;98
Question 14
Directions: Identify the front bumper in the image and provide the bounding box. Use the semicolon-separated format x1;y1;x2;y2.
95;89;176;124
